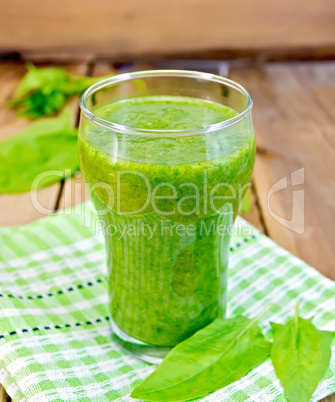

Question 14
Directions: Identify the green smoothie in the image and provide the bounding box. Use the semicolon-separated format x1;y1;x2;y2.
79;95;255;346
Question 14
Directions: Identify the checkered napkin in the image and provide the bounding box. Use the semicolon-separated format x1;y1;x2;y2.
0;203;334;402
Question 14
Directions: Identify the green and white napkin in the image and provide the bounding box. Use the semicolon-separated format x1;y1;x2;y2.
0;203;334;401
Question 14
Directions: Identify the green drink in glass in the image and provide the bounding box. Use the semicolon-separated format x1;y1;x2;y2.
79;70;255;363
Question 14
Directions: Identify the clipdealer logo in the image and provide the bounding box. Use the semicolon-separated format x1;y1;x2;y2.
29;168;305;235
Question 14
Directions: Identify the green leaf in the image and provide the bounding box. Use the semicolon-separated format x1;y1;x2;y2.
11;64;70;100
271;305;335;402
8;64;111;119
131;311;271;401
10;90;67;119
0;107;79;193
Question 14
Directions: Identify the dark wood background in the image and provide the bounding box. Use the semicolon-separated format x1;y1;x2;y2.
1;0;335;61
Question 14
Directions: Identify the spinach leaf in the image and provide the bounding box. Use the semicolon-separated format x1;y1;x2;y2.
8;64;109;119
271;305;335;402
0;107;79;193
11;64;70;100
131;310;271;401
10;90;68;119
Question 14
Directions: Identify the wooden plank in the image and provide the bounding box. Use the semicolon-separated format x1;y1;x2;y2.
0;62;87;226
230;62;335;279
58;172;90;210
0;0;334;60
0;385;8;402
240;185;265;233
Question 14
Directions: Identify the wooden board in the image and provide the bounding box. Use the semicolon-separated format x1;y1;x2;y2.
230;61;335;279
1;0;335;60
0;386;8;402
58;172;90;210
0;62;88;226
240;184;265;233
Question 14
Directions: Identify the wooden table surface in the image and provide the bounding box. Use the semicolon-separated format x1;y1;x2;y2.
1;0;335;60
0;59;334;401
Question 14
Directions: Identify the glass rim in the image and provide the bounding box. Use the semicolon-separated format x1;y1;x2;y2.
80;69;253;136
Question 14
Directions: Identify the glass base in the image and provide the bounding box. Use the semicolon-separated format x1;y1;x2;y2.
110;318;172;364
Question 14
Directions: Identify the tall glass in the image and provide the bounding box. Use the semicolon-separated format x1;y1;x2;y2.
79;70;255;363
